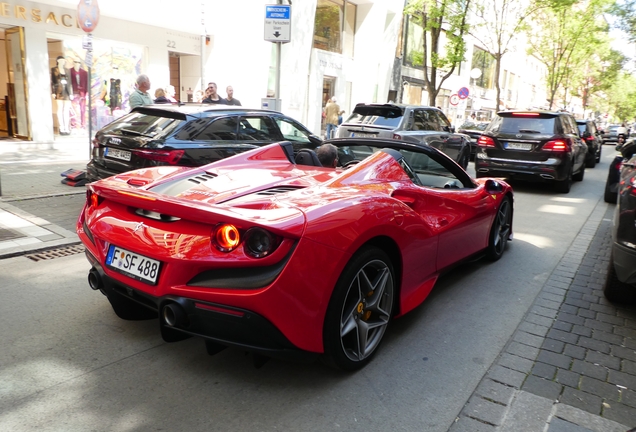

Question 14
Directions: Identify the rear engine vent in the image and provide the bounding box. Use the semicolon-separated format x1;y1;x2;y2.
134;208;181;222
256;186;305;196
188;173;217;184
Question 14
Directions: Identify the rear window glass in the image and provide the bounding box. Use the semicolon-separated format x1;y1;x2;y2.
493;116;556;134
577;124;586;135
345;106;404;127
101;112;185;139
459;122;489;131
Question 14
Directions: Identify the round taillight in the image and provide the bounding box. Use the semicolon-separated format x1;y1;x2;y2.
244;228;277;258
213;224;241;252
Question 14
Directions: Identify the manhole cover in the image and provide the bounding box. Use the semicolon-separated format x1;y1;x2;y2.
25;244;85;261
0;227;25;241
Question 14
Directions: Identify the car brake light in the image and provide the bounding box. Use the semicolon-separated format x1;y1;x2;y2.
134;149;185;164
477;136;495;147
511;112;540;116
213;224;241;252
542;139;569;152
86;190;102;209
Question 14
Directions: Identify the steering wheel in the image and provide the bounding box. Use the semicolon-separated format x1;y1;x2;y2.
343;160;360;169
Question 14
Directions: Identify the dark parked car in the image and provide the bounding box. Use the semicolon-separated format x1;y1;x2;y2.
601;124;620;144
458;121;490;159
475;110;587;193
604;140;636;303
336;103;471;169
576;119;602;168
86;105;321;181
604;151;626;203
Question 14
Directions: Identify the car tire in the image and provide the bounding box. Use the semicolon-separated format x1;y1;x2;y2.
322;246;395;371
486;196;512;261
604;182;617;203
585;154;596;168
458;148;470;170
107;292;158;320
573;164;585;182
596;146;601;163
604;255;636;303
554;169;572;193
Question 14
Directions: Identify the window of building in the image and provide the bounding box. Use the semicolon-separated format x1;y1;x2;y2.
313;0;356;56
471;47;495;89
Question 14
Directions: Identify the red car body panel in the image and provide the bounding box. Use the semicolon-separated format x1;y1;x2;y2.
78;142;512;354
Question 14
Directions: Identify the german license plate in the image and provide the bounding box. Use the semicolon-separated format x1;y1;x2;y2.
105;147;132;161
505;142;532;151
105;245;161;285
351;132;376;138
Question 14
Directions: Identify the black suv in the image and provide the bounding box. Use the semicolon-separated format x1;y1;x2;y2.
576;119;602;168
336;103;471;169
86;105;321;181
475;111;587;193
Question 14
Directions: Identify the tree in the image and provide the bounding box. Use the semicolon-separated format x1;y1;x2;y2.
527;0;612;110
469;0;549;112
404;0;471;106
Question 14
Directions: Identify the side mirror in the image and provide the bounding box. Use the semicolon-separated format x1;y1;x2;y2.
485;179;503;193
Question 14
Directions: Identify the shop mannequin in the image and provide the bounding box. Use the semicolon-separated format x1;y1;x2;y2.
70;59;88;128
51;55;73;135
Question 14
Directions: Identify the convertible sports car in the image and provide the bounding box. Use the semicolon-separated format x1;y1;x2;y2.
77;138;514;370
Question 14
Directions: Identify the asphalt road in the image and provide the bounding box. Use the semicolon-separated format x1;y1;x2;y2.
0;147;621;431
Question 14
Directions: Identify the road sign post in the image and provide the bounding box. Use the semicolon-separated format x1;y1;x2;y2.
264;3;291;110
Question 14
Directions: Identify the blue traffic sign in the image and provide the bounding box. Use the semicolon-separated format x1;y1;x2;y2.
265;5;290;19
458;87;470;99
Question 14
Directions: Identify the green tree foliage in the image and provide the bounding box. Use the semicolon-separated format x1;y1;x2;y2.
404;0;471;106
527;0;612;110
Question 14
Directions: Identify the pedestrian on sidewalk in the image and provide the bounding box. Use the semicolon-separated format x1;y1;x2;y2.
324;97;343;139
129;74;153;109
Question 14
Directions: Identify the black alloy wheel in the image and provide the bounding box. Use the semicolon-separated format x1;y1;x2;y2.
323;246;395;371
486;196;512;261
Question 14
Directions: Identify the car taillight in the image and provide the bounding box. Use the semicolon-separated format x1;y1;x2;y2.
477;136;495;147
86;190;102;209
213;224;241;252
92;138;102;149
585;136;595;141
244;228;279;258
134;149;185;164
542;139;570;152
211;224;280;258
393;133;402;140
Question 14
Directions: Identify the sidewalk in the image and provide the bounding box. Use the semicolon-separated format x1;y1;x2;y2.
450;200;635;432
0;135;89;258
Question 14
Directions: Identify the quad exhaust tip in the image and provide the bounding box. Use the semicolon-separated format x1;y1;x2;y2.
163;303;187;327
88;268;102;291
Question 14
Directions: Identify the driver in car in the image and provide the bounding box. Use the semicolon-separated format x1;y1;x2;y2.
316;143;339;168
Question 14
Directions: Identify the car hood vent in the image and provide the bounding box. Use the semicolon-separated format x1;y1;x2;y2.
188;173;217;184
256;186;305;196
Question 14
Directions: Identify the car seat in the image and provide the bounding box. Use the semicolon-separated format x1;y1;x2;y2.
295;149;323;167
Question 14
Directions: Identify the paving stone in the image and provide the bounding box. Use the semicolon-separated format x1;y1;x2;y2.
507;341;539;361
559;387;602;415
622;359;636;375
560;304;579;315
527;313;555;328
488;364;526;388
557;311;586;326
578;337;610;354
596;312;625;326
622;388;636;409
514;331;544;349
608;369;636;390
563;344;586;360
556;369;580;389
623;337;636;349
572;325;593;338
571;360;608;381
602;401;636;428
448;415;495;432
614;326;636;339
533;305;559;319
475;379;515;406
584;351;621;371
576;308;596;320
548;328;579;345
461;396;507;426
547;417;594;432
584;319;614;333
537;350;573;369
544;285;568;297
590;303;619;315
522;375;562;401
566;291;583;301
536;297;562;311
499;353;534;374
564;298;592;309
591;330;624;346
519;321;549;337
582;294;599;304
553;321;574;332
610;345;636;362
579;376;622;401
542;338;565;354
532;362;557;379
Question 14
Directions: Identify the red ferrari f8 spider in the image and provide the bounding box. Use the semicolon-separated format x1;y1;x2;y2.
78;138;514;370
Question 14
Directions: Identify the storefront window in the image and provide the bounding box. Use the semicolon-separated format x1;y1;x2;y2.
51;34;145;132
313;0;356;56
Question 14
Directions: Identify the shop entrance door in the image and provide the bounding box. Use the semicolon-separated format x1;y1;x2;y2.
5;26;30;139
